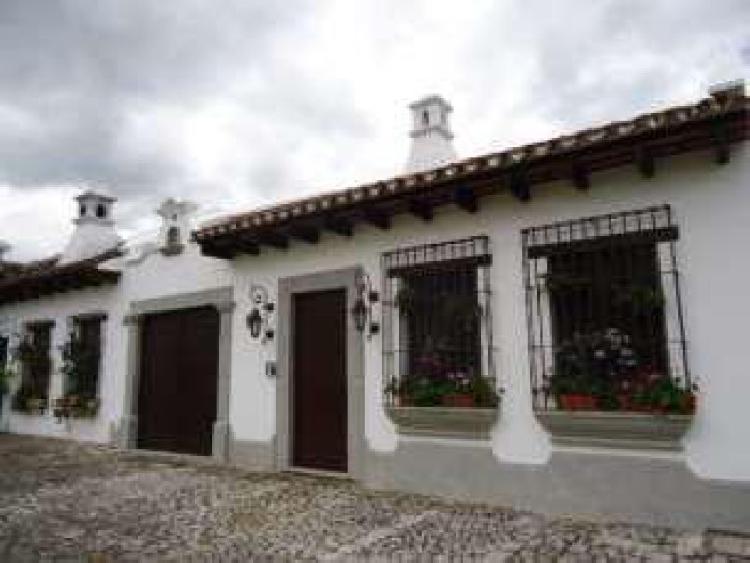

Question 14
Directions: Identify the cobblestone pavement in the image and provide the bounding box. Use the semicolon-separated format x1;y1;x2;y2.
0;435;748;561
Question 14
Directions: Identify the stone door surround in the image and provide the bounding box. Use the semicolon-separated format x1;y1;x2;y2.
276;267;366;481
119;287;234;461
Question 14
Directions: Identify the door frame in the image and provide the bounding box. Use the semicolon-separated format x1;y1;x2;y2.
119;287;235;461
276;267;365;480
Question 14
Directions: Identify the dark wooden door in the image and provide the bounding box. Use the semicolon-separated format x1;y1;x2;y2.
138;306;219;456
292;289;348;472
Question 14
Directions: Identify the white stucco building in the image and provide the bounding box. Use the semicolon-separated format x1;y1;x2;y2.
1;82;749;529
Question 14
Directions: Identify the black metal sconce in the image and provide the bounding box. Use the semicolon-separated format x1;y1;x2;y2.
247;284;275;343
247;307;262;338
352;296;368;332
352;271;380;339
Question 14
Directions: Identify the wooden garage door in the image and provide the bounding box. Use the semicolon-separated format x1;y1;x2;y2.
292;289;348;472
137;306;219;456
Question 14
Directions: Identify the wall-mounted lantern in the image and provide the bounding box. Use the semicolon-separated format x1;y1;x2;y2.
352;271;379;339
247;284;275;343
352;297;368;332
247;307;263;338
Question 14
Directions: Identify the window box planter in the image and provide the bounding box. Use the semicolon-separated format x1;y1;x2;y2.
53;395;100;420
536;410;694;451
557;393;598;411
442;393;476;408
160;242;185;257
386;405;498;440
11;395;48;415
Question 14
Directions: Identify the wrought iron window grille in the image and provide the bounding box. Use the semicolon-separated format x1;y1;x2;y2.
381;236;496;407
522;205;691;412
0;334;7;369
65;316;103;398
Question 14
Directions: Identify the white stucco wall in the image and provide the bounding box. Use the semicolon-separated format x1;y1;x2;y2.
0;241;231;443
227;144;750;482
1;144;747;485
0;286;120;442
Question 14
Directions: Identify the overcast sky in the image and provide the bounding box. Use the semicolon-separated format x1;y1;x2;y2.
0;0;748;260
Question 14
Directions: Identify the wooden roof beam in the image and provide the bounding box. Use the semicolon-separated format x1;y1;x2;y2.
201;238;238;259
454;186;478;213
289;224;320;244
712;118;731;164
236;234;261;256
510;169;531;202
324;215;353;237
259;231;288;250
571;161;590;190
408;199;434;222
636;146;655;178
363;208;391;230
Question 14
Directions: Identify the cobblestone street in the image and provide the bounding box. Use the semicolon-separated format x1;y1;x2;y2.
0;435;748;561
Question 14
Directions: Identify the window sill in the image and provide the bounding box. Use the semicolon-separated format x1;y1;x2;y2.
10;408;47;417
386;406;498;440
536;410;694;451
160;243;185;257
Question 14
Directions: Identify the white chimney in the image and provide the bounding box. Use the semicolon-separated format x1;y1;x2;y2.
156;198;197;256
405;95;457;174
59;190;122;264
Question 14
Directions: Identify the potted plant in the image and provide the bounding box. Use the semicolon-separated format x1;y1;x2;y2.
549;373;598;410
537;328;697;450
57;331;100;419
550;328;642;411
442;375;500;408
385;376;411;407
80;397;100;418
11;386;48;415
631;376;697;414
442;391;475;408
385;370;501;440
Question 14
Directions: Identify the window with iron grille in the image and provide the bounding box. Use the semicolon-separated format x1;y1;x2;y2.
522;205;691;412
63;316;103;399
382;236;496;407
18;321;53;401
0;335;8;369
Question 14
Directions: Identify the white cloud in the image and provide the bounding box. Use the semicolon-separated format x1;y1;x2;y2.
0;0;748;260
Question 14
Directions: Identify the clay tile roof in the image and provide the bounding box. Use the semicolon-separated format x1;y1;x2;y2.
0;248;122;306
193;89;748;256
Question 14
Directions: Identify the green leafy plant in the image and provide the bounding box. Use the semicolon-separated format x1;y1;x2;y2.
59;331;99;398
466;375;500;408
55;331;100;418
632;377;696;414
548;328;696;414
549;328;639;406
0;364;13;397
386;373;500;408
11;338;51;413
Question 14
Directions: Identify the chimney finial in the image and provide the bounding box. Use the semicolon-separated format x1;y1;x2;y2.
405;94;457;174
59;189;122;264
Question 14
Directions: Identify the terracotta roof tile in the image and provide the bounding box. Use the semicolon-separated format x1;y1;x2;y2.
0;248;122;305
194;91;748;244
